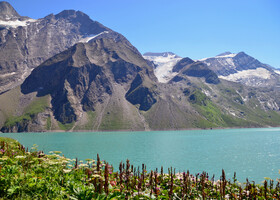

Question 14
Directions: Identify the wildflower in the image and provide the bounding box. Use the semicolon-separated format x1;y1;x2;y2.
0;156;8;161
110;180;117;187
48;161;58;165
78;163;88;168
0;149;5;153
15;155;26;159
63;169;72;173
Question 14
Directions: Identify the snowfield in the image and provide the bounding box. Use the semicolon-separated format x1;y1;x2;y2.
219;68;272;81
78;31;110;43
199;53;237;61
0;19;37;28
144;53;182;83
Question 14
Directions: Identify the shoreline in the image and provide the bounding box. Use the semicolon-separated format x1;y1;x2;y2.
1;125;279;133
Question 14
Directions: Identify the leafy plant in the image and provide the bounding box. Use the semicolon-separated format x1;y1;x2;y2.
0;136;279;199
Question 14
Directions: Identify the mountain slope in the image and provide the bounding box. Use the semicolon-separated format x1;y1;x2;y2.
0;1;20;20
200;52;280;87
0;2;111;93
0;32;158;132
2;45;280;132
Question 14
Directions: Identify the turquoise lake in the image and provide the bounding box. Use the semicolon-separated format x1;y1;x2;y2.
3;128;280;183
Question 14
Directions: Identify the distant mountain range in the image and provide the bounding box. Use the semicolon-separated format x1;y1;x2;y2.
1;1;280;132
145;51;280;88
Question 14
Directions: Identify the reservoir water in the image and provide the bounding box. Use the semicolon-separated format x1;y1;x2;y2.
3;128;280;183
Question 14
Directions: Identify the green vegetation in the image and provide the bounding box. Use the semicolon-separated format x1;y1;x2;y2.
57;121;74;131
46;117;51;130
74;111;96;130
99;108;130;130
189;90;226;127
3;96;49;128
0;137;279;199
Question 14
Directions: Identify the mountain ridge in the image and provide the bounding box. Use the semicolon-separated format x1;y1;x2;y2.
0;4;112;93
1;3;280;132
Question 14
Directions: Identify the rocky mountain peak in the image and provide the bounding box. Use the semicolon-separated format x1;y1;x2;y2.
55;10;88;20
172;57;194;72
0;1;20;20
0;5;113;93
234;51;248;58
21;35;158;123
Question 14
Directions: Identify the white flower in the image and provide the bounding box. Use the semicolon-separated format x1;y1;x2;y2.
63;169;72;173
15;155;26;159
78;163;88;168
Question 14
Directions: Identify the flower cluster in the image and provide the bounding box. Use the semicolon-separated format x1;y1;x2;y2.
0;137;280;199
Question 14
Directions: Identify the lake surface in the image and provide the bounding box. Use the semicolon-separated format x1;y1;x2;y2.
3;128;280;183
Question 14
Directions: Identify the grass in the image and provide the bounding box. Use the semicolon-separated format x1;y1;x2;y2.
46;117;51;130
74;111;96;131
0;137;19;145
3;96;50;128
57;121;74;131
0;137;279;199
99;107;131;131
189;90;227;127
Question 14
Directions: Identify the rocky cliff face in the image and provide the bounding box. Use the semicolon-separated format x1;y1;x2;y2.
172;59;220;84
20;32;157;126
0;2;110;93
0;1;20;20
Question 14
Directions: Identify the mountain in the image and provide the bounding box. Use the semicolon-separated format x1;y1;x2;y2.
0;1;20;20
0;31;160;132
171;59;220;84
0;2;110;93
143;52;182;83
2;45;280;132
1;3;280;132
199;52;280;87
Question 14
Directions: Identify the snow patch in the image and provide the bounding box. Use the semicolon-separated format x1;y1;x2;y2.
274;69;280;75
0;72;16;78
215;53;237;58
219;68;272;82
0;19;37;28
199;53;237;61
79;31;109;43
202;89;211;97
144;53;182;83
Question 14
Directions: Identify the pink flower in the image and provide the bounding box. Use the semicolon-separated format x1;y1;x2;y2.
110;181;117;187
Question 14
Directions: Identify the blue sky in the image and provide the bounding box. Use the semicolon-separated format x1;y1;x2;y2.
5;0;280;68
